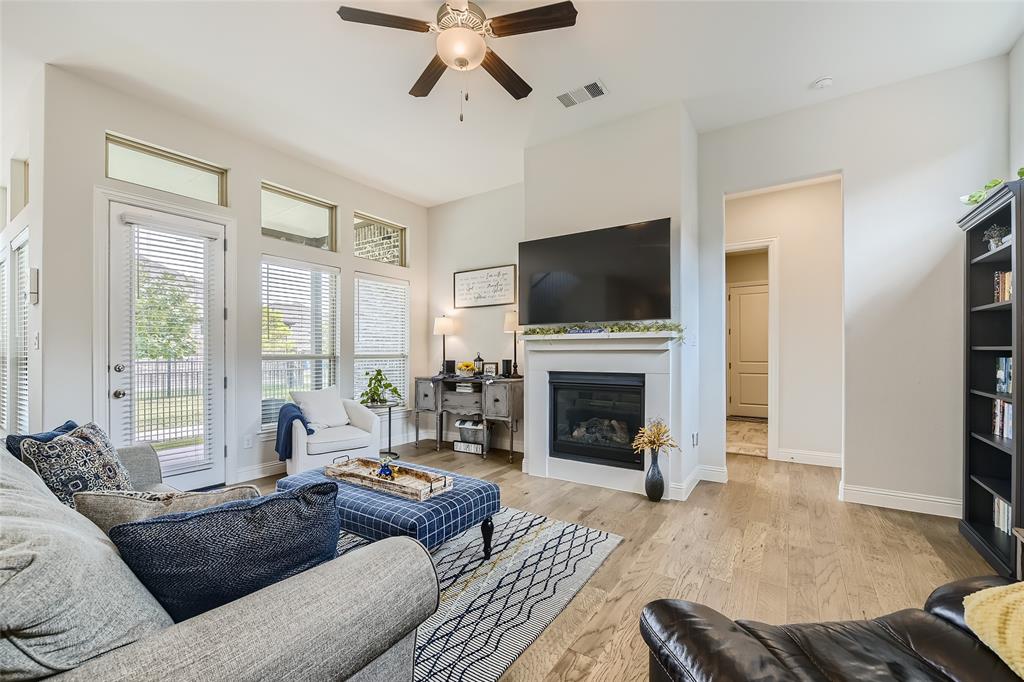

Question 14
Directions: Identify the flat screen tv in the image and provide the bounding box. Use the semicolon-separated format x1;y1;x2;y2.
518;218;671;325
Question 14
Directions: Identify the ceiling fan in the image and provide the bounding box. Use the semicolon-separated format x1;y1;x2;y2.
336;1;578;100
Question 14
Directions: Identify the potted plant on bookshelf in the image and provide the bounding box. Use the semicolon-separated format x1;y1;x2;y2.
632;418;678;502
983;224;1011;251
359;369;402;407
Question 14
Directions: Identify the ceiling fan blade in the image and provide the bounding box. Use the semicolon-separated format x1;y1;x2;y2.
487;1;577;37
481;48;532;100
336;5;431;32
410;55;447;97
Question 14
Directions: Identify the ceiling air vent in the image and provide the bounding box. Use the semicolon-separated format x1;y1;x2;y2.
556;79;608;108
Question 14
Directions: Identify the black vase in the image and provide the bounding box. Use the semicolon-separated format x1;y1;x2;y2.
645;449;664;502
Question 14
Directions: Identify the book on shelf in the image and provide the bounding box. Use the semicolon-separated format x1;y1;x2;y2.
993;399;1014;438
996;357;1014;394
454;382;474;393
994;271;1014;303
994;497;1013;536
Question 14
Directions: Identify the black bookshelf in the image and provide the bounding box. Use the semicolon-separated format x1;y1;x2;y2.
959;180;1022;576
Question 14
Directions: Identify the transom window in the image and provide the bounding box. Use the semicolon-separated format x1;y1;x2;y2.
261;183;336;251
260;258;340;428
353;213;406;267
105;134;227;206
353;274;409;404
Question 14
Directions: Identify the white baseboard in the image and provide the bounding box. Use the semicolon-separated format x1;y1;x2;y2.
671;464;729;501
774;448;841;468
234;460;285;484
842;483;961;518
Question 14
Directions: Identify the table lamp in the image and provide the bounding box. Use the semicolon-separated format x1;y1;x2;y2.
433;315;455;374
503;310;522;378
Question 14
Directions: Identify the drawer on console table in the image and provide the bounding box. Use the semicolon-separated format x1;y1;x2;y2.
441;391;481;414
415;379;437;411
483;383;509;418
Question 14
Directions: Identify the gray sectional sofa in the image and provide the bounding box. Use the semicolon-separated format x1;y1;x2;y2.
0;445;439;681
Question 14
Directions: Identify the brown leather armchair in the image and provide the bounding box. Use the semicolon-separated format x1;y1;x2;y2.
640;576;1014;681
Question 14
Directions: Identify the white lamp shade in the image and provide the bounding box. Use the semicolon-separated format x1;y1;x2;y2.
433;316;455;336
436;27;486;71
503;310;519;333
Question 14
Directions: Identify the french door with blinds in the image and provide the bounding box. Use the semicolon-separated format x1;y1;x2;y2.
12;240;29;433
108;203;225;490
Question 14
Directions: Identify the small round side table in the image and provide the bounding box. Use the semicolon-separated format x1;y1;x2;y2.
375;400;402;458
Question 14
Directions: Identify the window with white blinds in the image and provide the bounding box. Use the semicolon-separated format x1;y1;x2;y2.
0;257;8;431
13;243;29;433
261;258;339;427
354;275;409;405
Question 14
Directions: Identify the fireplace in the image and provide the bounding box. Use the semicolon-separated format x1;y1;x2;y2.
549;372;645;470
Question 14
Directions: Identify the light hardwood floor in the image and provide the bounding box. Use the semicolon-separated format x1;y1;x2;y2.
251;444;991;682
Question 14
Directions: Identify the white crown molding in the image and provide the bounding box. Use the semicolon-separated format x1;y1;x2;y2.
842;483;961;518
774;448;841;468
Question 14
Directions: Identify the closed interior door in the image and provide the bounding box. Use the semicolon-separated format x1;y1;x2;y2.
108;203;226;490
728;283;769;418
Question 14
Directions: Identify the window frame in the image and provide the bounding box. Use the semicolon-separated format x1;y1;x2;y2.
353;212;407;268
353;272;410;407
105;133;228;207
261;183;337;252
259;255;342;430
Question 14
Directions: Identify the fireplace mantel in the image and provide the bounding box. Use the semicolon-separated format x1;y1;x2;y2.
523;331;679;353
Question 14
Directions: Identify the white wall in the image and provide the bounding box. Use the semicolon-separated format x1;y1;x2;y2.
39;66;430;482
1011;32;1023;175
426;183;524;449
725;180;843;460
523;103;704;492
700;57;1009;516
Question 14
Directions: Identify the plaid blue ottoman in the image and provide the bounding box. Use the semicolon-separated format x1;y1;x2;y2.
276;461;501;556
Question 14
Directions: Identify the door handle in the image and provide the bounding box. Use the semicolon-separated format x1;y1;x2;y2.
112;389;126;399
113;363;127;373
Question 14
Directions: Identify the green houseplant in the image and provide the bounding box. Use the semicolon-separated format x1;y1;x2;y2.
359;369;402;406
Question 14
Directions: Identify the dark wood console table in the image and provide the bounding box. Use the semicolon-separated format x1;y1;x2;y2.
413;376;524;462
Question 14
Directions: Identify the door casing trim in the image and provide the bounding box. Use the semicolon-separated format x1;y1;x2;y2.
724;238;779;461
92;186;238;485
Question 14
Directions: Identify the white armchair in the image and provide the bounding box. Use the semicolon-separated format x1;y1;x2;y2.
286;399;381;476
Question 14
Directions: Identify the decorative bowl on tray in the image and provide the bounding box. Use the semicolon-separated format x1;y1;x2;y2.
456;361;476;378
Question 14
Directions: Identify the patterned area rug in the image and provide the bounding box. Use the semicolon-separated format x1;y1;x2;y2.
337;506;621;682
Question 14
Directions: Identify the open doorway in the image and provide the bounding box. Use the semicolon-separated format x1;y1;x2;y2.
723;175;843;470
726;249;770;457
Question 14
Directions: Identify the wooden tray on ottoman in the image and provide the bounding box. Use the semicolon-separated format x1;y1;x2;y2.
324;457;454;502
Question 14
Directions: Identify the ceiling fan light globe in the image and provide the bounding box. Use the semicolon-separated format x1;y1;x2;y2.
436;26;486;71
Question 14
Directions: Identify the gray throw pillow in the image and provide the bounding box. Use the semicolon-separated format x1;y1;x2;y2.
0;452;172;679
74;486;261;534
19;422;131;507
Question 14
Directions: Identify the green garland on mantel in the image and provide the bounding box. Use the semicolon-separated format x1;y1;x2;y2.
523;320;685;340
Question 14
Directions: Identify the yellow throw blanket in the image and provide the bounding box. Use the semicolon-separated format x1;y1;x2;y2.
964;581;1024;678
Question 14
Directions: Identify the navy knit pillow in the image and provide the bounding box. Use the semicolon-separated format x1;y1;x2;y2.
108;482;340;622
5;420;78;461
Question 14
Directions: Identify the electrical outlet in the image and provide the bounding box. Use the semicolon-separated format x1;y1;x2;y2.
691;432;699;447
243;435;253;449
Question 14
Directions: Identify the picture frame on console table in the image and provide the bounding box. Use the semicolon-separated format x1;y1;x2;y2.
454;264;516;308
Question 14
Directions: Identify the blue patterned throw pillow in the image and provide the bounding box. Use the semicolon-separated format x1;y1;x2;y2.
5;419;78;461
108;481;340;622
18;422;131;507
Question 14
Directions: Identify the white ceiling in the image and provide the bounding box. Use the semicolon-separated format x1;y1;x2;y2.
3;1;1023;206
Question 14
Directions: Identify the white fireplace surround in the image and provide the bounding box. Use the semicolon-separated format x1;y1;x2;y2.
523;332;687;499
